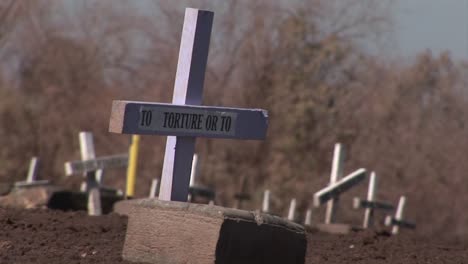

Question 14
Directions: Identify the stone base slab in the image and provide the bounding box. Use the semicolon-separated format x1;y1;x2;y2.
115;199;307;264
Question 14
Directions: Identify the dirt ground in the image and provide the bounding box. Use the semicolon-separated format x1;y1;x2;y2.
0;207;466;264
306;229;468;264
0;207;141;264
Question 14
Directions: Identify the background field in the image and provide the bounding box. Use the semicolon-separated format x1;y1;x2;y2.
0;1;467;241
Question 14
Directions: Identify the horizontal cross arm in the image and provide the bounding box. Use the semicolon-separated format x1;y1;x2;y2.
314;168;366;207
109;101;268;140
14;180;50;188
385;216;416;229
65;154;129;175
353;197;394;210
189;185;215;199
234;193;251;200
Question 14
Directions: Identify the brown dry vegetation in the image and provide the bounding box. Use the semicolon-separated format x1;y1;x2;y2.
0;0;467;242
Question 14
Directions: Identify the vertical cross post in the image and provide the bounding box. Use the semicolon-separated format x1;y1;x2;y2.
79;131;103;216
363;171;377;228
149;179;159;198
287;198;297;221
26;157;39;183
262;189;270;213
384;196;415;234
80;182;87;192
389;196;407;235
325;143;345;224
126;135;140;197
189;154;199;188
159;8;214;202
352;172;393;227
79;132;102;191
187;154;198;202
234;176;250;209
88;188;102;216
304;209;312;226
393;196;406;234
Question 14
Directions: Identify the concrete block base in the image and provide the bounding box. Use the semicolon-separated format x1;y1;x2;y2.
115;199;307;264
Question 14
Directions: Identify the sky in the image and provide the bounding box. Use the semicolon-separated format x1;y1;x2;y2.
394;0;468;60
69;0;468;61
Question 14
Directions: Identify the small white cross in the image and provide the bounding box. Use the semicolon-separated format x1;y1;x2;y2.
385;196;416;234
352;172;394;228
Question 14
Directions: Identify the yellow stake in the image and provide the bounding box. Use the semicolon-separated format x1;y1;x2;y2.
126;135;140;197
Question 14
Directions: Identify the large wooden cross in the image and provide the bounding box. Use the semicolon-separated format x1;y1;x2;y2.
109;8;268;202
313;143;367;223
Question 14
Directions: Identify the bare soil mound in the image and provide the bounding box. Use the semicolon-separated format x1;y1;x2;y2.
0;207;141;264
307;229;468;264
0;207;466;263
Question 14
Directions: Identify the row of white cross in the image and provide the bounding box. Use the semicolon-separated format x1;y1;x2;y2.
67;132;209;214
14;139;413;233
275;143;415;234
14;131;128;216
104;7;414;234
15;130;210;215
12;8;414;235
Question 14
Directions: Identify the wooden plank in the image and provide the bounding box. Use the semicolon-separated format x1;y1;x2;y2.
87;188;102;216
385;216;416;230
233;193;250;201
363;171;377;228
353;197;394;210
233;175;250;209
160;136;195;202
149;179;159;198
15;157;49;188
158;8;213;202
314;168;367;207
65;154;129;175
126;135;140;197
385;196;415;234
79;132;101;190
109;101;268;140
262;189;270;213
189;154;199;187
393;196;406;234
287;198;297;221
14;180;49;188
304;209;312;226
26;157;39;183
325;143;345;224
189;185;215;199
